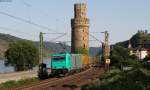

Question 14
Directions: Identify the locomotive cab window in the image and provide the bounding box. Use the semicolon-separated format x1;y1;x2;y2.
52;56;66;60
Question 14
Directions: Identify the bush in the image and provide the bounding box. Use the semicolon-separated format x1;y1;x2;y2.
142;62;150;69
121;60;141;68
83;68;150;90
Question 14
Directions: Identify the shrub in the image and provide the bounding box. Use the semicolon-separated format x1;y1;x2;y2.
83;68;150;90
142;62;150;69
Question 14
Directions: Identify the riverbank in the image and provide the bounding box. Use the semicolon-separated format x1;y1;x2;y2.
0;59;51;73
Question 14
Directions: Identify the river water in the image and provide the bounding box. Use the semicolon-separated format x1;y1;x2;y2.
0;59;51;73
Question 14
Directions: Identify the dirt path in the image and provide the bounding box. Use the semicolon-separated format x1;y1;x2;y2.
0;70;37;84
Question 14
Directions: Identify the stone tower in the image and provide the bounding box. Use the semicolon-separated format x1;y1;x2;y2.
71;3;89;54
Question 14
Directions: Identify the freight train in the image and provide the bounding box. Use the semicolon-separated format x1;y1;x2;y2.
38;53;101;79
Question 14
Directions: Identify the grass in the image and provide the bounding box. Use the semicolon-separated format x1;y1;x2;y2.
0;77;39;90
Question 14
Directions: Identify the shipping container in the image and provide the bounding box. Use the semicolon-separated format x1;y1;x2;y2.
71;54;82;69
71;54;77;69
81;55;90;68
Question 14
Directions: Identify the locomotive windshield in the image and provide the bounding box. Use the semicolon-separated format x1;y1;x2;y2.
52;56;66;60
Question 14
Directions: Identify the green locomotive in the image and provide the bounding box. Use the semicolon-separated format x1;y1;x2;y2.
51;53;72;76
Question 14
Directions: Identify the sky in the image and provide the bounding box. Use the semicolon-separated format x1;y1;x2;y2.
0;0;150;47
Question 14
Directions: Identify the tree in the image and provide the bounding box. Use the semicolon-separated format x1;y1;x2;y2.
110;45;140;68
5;40;39;71
110;46;129;65
75;47;88;55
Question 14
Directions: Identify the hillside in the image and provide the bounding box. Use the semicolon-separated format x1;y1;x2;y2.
116;30;150;49
0;33;23;42
0;33;101;58
0;33;23;58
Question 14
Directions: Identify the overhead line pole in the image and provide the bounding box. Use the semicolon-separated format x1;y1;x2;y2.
39;32;44;64
39;32;68;64
101;31;110;71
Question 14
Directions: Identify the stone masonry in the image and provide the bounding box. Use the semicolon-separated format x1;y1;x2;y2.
71;3;89;54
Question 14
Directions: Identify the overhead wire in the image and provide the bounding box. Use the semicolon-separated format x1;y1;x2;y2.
19;0;71;39
19;0;70;36
0;11;60;33
0;26;38;40
50;33;68;42
89;33;103;43
0;26;36;36
0;11;72;42
20;0;31;7
0;1;102;46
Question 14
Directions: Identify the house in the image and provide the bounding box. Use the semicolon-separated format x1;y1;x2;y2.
128;40;150;60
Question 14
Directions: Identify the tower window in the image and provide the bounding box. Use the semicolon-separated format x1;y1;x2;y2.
83;44;86;48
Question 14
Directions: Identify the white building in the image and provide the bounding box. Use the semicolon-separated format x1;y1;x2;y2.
129;48;149;60
128;40;150;60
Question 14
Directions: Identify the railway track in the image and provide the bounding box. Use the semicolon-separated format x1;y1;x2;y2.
9;67;104;90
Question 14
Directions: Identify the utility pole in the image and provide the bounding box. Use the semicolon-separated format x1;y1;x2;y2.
39;32;67;64
39;32;44;64
104;31;110;59
102;31;110;71
102;31;110;60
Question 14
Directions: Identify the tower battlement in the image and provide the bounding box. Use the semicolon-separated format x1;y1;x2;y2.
74;3;87;18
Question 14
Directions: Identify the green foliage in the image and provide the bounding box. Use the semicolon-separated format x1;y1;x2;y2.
83;68;150;90
121;60;142;68
74;47;88;55
110;45;140;69
143;54;150;61
0;77;39;90
142;62;150;69
129;54;139;60
110;46;129;67
5;40;39;71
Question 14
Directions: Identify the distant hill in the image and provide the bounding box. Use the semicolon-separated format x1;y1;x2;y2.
43;42;101;56
0;33;101;58
89;47;102;56
115;30;150;49
0;33;23;42
0;33;24;58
